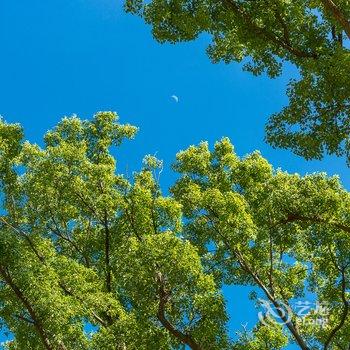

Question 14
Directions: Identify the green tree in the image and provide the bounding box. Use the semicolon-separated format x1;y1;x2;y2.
0;112;349;349
125;0;350;163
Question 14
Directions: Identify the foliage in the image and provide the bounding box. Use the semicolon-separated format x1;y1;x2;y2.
125;0;350;163
0;113;349;349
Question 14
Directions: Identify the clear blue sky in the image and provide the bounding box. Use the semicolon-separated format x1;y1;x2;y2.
0;1;348;348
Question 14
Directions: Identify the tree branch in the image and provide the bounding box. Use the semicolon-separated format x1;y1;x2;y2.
324;268;349;350
47;220;90;267
59;282;108;327
103;210;112;294
127;206;203;349
204;210;311;350
0;216;44;262
320;0;350;39
0;265;53;350
96;180;113;294
268;230;275;297
123;196;143;241
156;272;203;350
273;6;291;45
277;213;350;234
222;0;318;59
15;314;35;325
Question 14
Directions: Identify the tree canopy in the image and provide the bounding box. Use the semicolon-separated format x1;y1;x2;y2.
0;112;349;349
125;0;350;163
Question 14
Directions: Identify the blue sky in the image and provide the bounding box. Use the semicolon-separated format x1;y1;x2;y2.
0;0;348;348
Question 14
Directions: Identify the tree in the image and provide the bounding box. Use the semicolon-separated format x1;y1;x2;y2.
0;112;349;349
125;0;350;163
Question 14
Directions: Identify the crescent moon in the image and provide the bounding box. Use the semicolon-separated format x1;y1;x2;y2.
171;95;179;103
